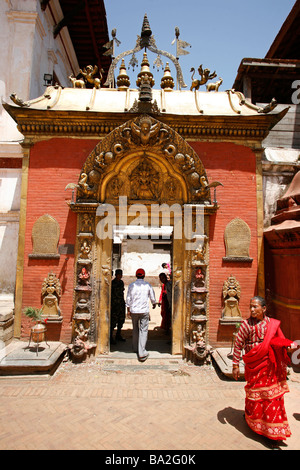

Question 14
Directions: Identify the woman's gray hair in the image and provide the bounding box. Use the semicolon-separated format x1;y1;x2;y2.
251;296;266;308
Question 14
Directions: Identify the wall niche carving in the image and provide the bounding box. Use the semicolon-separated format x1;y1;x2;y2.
220;274;242;325
223;217;253;262
40;271;62;323
29;214;60;259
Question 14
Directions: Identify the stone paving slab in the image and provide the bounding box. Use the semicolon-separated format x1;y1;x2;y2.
212;347;245;378
0;340;66;376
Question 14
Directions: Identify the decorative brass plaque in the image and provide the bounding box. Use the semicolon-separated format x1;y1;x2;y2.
29;214;60;258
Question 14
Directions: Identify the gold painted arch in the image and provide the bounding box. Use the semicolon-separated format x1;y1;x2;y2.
70;114;218;359
101;151;187;203
75;114;212;205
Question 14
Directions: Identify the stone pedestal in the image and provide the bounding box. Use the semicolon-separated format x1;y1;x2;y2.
0;296;14;347
0;311;14;346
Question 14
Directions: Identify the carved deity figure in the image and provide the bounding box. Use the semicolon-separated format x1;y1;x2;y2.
130;158;160;200
192;268;205;289
126;116;168;147
69;322;93;360
79;240;91;260
41;272;61;318
75;322;90;342
222;275;241;318
78;267;90;287
190;65;217;91
109;177;123;198
80;213;93;234
79;65;103;89
192;324;205;346
185;323;208;361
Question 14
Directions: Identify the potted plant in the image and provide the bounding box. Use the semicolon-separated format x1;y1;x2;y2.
23;307;47;343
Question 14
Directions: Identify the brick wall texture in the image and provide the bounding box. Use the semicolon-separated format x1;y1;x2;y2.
21;138;259;346
190;142;258;345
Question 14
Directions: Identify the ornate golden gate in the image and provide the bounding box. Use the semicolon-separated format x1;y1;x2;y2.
70;115;218;360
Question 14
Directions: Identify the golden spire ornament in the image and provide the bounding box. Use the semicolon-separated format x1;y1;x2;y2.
136;52;155;88
104;14;188;89
117;59;130;90
160;62;174;91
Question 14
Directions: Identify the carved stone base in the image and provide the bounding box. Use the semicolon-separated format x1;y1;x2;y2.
222;256;253;263
41;315;63;324
219;317;242;326
0;311;14;346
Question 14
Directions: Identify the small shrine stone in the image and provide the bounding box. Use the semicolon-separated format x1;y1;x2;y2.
29;214;60;259
223;217;252;262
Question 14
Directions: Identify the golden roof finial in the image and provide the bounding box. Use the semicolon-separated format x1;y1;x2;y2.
104;15;188;89
160;62;174;91
117;59;130;90
141;14;152;38
136;52;155;88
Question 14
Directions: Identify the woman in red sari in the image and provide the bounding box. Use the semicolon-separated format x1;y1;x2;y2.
158;273;172;333
232;296;297;446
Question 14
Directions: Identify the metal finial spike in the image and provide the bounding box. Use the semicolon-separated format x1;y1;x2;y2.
141;14;152;37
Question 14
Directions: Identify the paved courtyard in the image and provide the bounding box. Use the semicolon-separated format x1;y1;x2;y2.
1;310;300;452
0;349;299;451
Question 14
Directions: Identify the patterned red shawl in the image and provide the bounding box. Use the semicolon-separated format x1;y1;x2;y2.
243;318;292;378
242;318;293;441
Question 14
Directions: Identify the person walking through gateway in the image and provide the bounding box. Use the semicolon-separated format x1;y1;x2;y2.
126;268;156;362
110;269;126;344
232;296;298;448
158;272;172;334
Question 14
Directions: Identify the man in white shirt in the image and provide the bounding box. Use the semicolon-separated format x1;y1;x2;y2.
126;268;156;361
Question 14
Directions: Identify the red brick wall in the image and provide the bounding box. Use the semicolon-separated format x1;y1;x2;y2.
22;138;96;342
22;138;259;347
189;141;258;346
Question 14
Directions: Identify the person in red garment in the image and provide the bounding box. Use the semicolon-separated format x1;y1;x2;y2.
158;272;172;334
232;296;297;447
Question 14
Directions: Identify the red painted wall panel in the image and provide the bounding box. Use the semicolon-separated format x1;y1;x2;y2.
189;142;258;346
22;138;259;347
22;138;96;342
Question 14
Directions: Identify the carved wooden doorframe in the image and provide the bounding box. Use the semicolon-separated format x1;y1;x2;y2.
71;114;217;360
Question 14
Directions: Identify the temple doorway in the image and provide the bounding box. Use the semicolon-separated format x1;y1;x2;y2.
110;225;173;356
73;114;214;360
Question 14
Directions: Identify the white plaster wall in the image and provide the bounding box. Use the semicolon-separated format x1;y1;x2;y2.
0;168;21;292
262;147;300;227
0;169;21;212
0;222;19;293
0;1;80;299
121;239;171;278
122;252;171;278
263;173;292;227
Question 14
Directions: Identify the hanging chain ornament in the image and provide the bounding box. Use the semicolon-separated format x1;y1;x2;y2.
153;54;164;71
129;53;138;71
